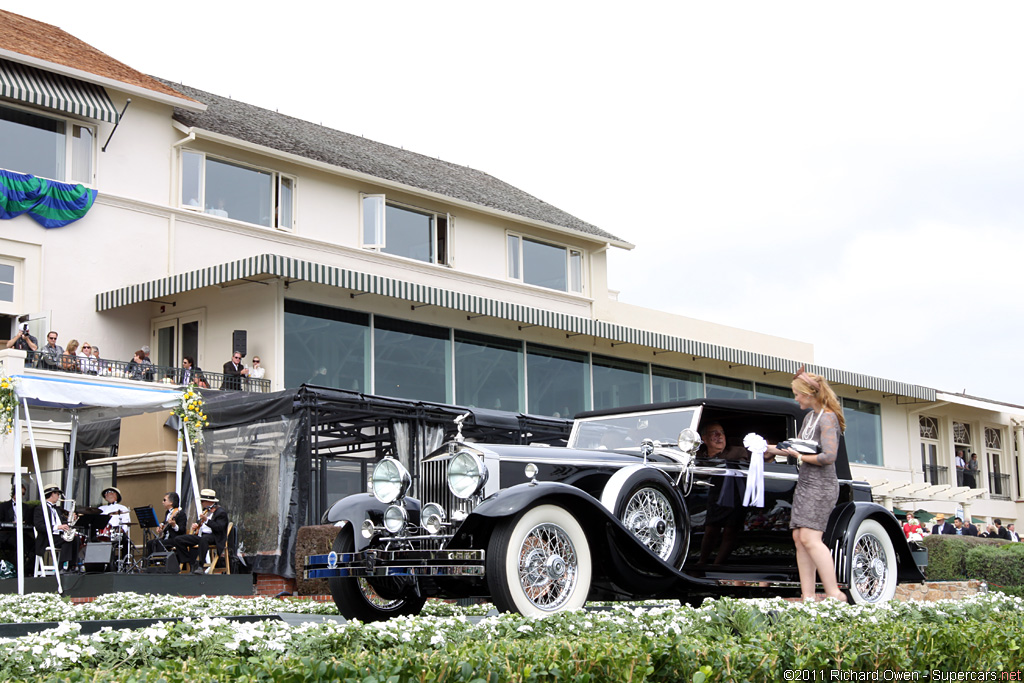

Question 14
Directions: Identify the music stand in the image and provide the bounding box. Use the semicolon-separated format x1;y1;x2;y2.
74;513;111;538
134;506;168;568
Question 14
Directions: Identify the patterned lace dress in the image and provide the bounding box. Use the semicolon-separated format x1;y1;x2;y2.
790;410;840;531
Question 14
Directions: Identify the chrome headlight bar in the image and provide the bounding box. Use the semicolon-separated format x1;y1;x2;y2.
447;449;488;499
371;457;411;504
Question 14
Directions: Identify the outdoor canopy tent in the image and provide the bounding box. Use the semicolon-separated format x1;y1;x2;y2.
9;371;195;595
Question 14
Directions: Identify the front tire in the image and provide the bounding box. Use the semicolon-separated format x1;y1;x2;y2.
328;528;426;622
846;518;897;604
486;504;592;617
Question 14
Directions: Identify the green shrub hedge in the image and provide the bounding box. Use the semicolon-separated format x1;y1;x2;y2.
921;534;1011;582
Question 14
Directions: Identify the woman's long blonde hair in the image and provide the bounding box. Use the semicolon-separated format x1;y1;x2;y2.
792;371;846;432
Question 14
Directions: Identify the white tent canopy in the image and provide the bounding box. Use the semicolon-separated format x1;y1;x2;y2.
9;370;189;594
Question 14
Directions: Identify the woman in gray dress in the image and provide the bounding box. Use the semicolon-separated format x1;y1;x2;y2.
767;367;846;602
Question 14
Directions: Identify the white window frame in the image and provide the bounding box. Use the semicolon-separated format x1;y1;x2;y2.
506;231;584;294
179;150;296;231
0;256;21;316
0;102;95;185
360;194;452;266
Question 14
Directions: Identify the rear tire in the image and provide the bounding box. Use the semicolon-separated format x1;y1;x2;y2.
486;504;592;617
603;469;688;568
846;519;897;604
328;528;426;622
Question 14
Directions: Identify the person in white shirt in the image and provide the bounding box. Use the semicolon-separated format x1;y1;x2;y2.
98;486;131;568
248;356;265;380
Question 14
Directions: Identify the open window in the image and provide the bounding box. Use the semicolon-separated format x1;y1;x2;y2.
181;150;294;230
361;194;451;265
507;233;583;293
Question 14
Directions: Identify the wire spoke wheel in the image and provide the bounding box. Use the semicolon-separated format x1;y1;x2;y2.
847;518;897;604
517;522;579;610
622;487;677;561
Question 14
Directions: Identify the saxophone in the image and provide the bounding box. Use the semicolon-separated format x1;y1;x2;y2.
60;498;79;542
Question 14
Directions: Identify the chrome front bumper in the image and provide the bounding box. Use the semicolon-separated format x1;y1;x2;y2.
305;548;486;579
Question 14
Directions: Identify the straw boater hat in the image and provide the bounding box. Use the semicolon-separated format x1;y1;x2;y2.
199;488;219;503
935;513;946;522
43;485;63;497
101;486;122;503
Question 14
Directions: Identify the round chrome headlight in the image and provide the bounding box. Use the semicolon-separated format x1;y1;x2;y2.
383;505;407;534
421;503;446;535
371;457;411;504
448;450;488;499
677;428;702;454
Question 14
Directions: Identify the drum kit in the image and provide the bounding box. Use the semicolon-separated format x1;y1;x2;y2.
66;505;142;573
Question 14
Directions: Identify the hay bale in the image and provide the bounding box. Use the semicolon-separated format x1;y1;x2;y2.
294;524;341;596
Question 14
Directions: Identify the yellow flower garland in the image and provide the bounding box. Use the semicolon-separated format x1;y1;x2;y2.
171;383;209;445
0;375;15;435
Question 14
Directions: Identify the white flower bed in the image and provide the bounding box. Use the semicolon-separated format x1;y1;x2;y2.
0;592;1018;678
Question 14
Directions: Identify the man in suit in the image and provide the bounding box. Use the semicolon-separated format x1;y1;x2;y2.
931;513;955;535
994;519;1012;541
1008;523;1020;542
0;483;32;569
32;485;79;572
172;488;229;574
221;351;248;390
961;518;979;536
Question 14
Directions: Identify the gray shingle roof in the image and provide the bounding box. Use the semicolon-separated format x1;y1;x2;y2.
155;79;627;245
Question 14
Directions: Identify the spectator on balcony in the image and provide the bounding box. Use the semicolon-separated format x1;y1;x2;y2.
955;450;966;486
39;331;63;370
6;323;37;355
248;356;265;380
222;351;248;390
61;339;80;372
966;454;979;488
89;345;105;375
180;356;208;388
126;349;152;381
79;343;98;375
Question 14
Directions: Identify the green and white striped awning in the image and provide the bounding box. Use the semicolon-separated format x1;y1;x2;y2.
0;58;119;124
96;254;937;401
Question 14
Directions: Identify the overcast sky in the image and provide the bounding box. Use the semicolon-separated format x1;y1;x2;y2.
10;1;1024;406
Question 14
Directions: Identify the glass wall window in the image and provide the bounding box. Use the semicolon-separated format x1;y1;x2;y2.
454;331;523;412
507;233;583;293
362;195;450;265
756;383;794;401
181;150;294;229
592;355;648;410
705;374;754;399
651;366;702;402
284;300;369;391
843;398;882;466
374;317;451;403
526;344;588;418
0;104;93;183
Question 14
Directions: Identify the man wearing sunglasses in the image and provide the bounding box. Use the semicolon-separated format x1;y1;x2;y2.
222;351;248;391
40;331;64;370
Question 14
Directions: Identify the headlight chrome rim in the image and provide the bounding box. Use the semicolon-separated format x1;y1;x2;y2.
383;505;407;534
371;457;411;504
421;503;446;535
448;450;488;499
677;428;702;454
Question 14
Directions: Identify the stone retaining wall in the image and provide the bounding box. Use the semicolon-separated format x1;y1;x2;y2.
894;580;984;602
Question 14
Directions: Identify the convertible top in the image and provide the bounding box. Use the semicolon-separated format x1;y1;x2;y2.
575;398;807;422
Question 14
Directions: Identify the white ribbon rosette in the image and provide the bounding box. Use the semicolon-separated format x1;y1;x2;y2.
742;433;768;507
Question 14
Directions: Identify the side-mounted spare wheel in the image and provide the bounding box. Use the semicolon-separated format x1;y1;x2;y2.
601;467;688;568
486;503;592;617
846;518;898;604
328;527;426;622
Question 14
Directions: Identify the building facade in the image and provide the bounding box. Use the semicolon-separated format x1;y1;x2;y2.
1;10;1021;536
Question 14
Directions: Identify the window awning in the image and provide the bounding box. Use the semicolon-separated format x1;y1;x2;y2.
0;58;119;123
95;253;937;402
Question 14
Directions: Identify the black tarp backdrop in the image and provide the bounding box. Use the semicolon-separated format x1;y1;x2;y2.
63;386;572;578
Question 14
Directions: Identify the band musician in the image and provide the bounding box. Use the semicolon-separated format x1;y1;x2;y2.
97;486;131;564
0;483;32;569
32;485;79;573
171;488;229;574
146;491;188;557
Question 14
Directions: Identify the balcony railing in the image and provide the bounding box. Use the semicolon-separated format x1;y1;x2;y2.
988;472;1011;500
922;464;948;486
24;351;271;393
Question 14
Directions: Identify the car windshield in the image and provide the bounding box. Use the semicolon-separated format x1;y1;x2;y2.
569;407;699;450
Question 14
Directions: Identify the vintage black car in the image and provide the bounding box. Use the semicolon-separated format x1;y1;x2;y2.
306;399;923;620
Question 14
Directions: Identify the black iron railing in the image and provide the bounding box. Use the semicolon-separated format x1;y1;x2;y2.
24;351;271;393
922;464;948;486
988;472;1011;500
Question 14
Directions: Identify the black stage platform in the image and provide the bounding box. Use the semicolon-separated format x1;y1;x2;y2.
0;572;254;598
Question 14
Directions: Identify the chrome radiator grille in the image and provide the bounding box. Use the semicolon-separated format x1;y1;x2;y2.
418;455;475;519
